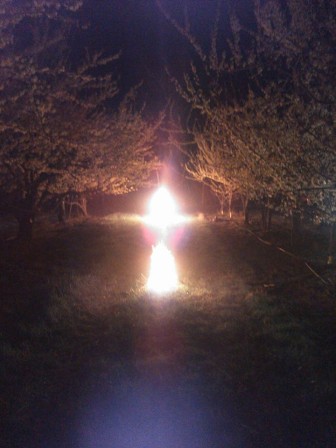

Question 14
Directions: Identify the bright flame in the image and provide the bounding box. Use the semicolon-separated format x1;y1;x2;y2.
147;241;178;294
145;186;181;229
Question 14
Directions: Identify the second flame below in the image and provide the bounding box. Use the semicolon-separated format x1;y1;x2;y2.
147;241;178;294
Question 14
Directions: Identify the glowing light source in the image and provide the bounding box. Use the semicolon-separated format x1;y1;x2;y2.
144;186;186;229
147;241;178;294
144;186;184;294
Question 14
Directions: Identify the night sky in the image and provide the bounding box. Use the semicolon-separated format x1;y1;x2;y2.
78;0;236;113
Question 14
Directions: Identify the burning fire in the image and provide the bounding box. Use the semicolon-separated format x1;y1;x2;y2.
147;241;178;294
145;186;181;294
144;186;186;229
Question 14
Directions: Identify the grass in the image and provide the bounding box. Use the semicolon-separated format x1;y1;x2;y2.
1;215;335;447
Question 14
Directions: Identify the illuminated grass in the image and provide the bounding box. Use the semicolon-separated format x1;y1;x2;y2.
0;216;335;448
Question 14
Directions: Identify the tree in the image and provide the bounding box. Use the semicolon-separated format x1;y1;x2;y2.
0;0;82;51
253;0;336;223
158;0;336;231
156;0;275;218
0;6;160;239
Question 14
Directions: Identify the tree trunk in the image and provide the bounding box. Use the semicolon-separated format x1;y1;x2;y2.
242;197;249;224
58;198;66;223
228;190;232;219
267;208;273;231
261;202;273;231
327;222;334;265
291;209;301;246
79;196;88;216
17;211;34;240
68;195;88;218
263;207;273;231
219;195;224;215
261;205;267;231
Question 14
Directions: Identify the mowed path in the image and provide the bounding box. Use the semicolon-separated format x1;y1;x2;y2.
177;219;308;296
1;217;334;448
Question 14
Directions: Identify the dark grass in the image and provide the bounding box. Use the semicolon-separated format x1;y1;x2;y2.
1;215;336;447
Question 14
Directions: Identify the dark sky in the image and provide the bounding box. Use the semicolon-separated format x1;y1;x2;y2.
79;0;236;113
